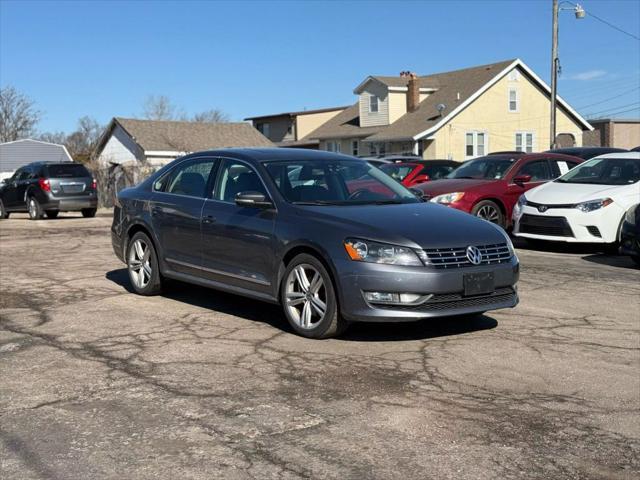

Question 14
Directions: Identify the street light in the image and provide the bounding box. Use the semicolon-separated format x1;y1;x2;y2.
550;0;585;149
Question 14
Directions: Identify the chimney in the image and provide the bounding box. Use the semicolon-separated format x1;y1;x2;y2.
406;72;419;113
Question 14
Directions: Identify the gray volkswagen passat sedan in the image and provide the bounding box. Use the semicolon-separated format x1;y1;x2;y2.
111;149;519;339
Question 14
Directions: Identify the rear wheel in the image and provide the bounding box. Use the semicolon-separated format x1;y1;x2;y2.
45;210;59;219
472;200;505;228
281;253;348;339
82;208;97;218
127;232;163;295
27;197;43;220
0;199;9;219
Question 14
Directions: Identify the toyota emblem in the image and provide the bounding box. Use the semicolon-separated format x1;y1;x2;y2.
537;205;548;213
466;245;482;265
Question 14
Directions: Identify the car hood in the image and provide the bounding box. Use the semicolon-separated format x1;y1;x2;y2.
296;202;507;249
416;178;499;196
525;181;633;204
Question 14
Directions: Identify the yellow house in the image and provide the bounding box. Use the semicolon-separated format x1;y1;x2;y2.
308;59;593;160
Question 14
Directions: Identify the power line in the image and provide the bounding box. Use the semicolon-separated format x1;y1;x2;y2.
586;101;640;117
585;8;640;41
588;106;640;118
577;86;640;109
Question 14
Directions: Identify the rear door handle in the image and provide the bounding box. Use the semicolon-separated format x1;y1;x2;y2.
202;215;216;224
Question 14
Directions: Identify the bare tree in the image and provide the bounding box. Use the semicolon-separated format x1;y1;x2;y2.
0;86;41;142
191;108;230;123
142;95;180;120
38;131;67;145
65;116;104;162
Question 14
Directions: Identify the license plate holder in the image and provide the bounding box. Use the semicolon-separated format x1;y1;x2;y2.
463;272;495;296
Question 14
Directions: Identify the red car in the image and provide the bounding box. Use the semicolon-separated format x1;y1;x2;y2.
379;160;459;187
416;153;583;228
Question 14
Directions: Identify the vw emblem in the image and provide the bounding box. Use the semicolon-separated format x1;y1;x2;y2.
466;245;482;265
537;205;548;213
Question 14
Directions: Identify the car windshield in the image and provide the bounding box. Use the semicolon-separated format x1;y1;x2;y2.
446;156;516;180
380;163;416;181
46;164;91;178
265;160;420;205
555;157;640;185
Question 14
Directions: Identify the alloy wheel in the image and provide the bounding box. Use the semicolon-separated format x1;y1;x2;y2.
284;264;327;329
28;199;37;218
476;204;500;223
128;239;152;289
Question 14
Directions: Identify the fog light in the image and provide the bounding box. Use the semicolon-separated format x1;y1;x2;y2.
363;291;432;305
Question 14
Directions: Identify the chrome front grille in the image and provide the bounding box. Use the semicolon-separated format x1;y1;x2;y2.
421;243;512;269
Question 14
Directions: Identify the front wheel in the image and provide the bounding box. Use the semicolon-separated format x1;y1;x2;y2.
472;200;505;228
281;254;348;339
127;232;163;295
27;197;43;220
82;208;97;218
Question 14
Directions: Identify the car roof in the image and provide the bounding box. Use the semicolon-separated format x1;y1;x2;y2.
190;147;362;164
591;152;640;160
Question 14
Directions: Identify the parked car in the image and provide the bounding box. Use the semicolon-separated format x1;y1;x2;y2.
0;162;98;220
631;146;640;152
111;148;519;339
415;153;583;228
545;146;627;160
379;160;459;187
513;152;640;246
619;204;640;266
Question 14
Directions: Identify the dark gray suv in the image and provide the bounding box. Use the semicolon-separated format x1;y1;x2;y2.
0;162;98;219
111;149;519;339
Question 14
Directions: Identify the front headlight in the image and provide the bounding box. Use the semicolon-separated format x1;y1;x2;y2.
430;192;465;204
512;194;527;219
575;198;613;213
344;238;423;266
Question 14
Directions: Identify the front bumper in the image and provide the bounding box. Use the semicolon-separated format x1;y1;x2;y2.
513;203;624;243
335;257;519;322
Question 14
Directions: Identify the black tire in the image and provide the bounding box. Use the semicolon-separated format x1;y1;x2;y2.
126;232;163;296
82;208;97;218
45;210;59;219
0;199;9;219
280;253;348;339
471;200;505;228
631;255;640;267
27;197;43;220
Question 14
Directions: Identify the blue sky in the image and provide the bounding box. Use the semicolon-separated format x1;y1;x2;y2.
1;0;638;133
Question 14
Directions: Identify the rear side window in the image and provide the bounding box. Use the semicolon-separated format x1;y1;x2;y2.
154;159;216;198
46;164;91;178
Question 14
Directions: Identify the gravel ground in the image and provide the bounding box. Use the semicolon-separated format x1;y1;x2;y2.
1;212;638;480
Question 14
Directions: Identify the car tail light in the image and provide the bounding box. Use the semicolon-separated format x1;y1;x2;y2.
39;178;51;192
90;178;97;190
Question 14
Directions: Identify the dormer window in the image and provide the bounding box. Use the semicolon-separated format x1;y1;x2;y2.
369;95;379;113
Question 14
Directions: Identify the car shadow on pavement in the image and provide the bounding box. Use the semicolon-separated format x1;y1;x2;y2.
582;254;639;270
106;268;498;341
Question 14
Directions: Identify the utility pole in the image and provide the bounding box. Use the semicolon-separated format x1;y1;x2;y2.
550;0;559;149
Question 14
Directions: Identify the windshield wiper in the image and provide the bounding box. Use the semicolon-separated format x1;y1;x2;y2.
291;201;339;205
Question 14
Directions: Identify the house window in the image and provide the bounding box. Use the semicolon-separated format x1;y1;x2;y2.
508;70;520;81
465;132;487;158
515;132;535;153
326;141;341;153
369;95;379;113
508;88;518;112
351;140;359;156
257;122;270;137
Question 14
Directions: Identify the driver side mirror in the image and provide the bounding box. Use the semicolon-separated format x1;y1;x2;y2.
513;174;532;186
235;191;273;209
409;187;425;200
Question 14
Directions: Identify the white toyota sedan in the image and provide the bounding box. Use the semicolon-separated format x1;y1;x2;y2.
512;152;640;244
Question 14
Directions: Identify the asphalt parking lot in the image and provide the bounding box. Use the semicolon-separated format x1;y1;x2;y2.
1;213;638;480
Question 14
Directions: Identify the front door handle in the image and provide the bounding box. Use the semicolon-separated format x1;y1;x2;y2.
202;215;216;224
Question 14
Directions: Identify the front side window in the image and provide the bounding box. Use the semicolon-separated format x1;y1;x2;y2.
465;132;487;158
154;159;216;197
265;160;418;205
515;132;535;153
448;156;516;180
509;88;518;112
516;160;551;182
556;157;640;186
369;95;379;113
215;160;268;203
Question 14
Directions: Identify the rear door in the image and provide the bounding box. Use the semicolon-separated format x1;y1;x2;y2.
45;163;94;198
150;157;218;276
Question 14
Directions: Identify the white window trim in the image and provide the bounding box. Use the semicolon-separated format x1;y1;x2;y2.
464;131;489;159
508;88;519;113
369;95;379;113
515;131;536;153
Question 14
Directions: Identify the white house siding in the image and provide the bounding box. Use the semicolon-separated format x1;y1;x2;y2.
388;92;407;124
96;124;143;166
0;139;72;180
359;82;389;127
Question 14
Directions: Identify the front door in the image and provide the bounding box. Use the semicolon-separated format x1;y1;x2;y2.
149;157;218;276
4;168;29;208
200;158;277;294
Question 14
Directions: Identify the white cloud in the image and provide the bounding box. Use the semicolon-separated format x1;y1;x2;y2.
567;70;607;81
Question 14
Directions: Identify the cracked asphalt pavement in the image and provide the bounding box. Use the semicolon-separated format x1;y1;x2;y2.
1;213;639;479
